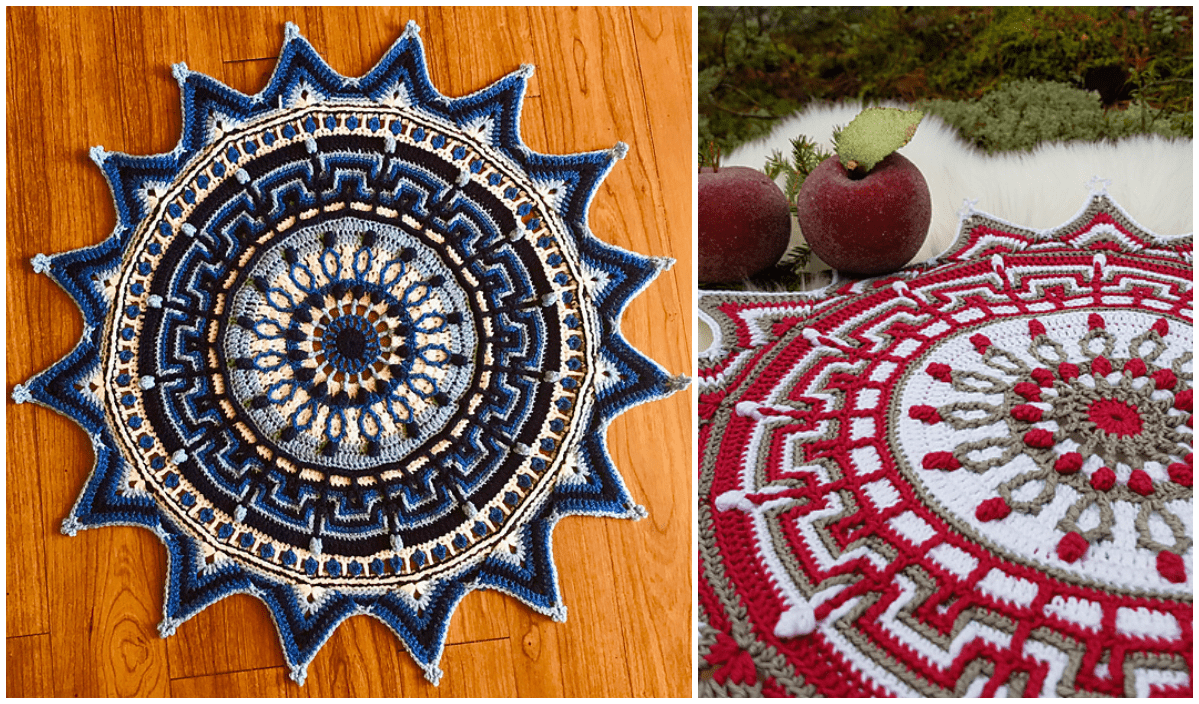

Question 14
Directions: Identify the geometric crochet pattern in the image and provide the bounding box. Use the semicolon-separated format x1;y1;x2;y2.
698;190;1192;696
14;22;684;685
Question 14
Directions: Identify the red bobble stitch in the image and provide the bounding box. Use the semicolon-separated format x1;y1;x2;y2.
1128;469;1154;496
970;334;991;354
1087;313;1105;330
926;363;953;382
708;633;757;686
1054;452;1083;474
975;497;1011;522
1028;319;1046;338
1156;551;1186;584
1187;453;1193;466
1090;356;1111;377
1014;382;1042;402
1152;318;1170;337
1030;368;1055;387
1023;428;1055;448
1058;363;1080;382
1057;531;1089;563
1168;463;1192;487
1152;368;1178;390
1123;358;1147;377
923;451;961;471
909;405;942;424
1010;404;1043;423
1090;467;1116;491
1175;388;1192;412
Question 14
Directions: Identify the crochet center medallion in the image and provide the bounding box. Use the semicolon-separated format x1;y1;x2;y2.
698;193;1192;696
17;22;683;684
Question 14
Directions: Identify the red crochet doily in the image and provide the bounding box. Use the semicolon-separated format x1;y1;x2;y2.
698;194;1193;697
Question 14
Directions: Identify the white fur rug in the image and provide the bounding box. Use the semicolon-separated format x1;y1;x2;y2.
725;101;1194;264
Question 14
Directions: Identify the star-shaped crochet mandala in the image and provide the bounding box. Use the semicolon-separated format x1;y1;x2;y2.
14;22;684;684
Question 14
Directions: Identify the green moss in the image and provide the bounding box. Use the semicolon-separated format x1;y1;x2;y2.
920;79;1189;153
699;6;1193;154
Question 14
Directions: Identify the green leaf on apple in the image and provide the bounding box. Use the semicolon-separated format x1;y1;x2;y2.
833;107;923;175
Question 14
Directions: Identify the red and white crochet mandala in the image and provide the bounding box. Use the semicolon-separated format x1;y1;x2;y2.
698;194;1192;697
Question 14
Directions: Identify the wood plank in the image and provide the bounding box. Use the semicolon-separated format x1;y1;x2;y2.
604;9;694;697
163;594;286;680
169;666;302;697
6;6;693;696
437;638;519;698
5;633;53;697
4;6;53;640
8;6;172;697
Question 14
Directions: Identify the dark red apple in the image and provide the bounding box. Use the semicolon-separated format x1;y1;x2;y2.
699;166;791;283
795;153;931;277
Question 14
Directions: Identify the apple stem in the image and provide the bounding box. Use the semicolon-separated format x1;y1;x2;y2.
702;140;722;173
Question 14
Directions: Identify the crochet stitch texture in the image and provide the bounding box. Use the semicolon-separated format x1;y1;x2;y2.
698;191;1192;696
14;21;685;684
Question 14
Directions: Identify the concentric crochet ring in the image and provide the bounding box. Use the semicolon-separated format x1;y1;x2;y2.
698;193;1192;697
15;21;685;684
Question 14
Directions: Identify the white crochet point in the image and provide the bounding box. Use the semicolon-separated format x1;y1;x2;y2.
11;384;32;404
402;20;420;40
390;533;404;551
290;663;309;686
650;255;676;272
171;450;188;464
171;62;190;84
284;22;301;42
234;505;247;523
1086;175;1112;196
88;146;108;166
309;537;323;556
235;169;250;184
158;617;182;638
956;197;980;221
666;374;691;393
147;294;163;309
540;291;561;307
610;141;629;160
61;516;84;537
421;663;443;687
30;253;52;274
304;137;318;154
138;375;156;390
180;223;197;237
774;600;817;638
515;64;535;80
455;168;471;187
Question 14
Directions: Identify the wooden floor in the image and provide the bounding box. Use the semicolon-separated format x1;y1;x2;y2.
6;6;692;697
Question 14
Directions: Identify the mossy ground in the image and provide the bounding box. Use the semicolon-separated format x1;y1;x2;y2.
699;6;1192;157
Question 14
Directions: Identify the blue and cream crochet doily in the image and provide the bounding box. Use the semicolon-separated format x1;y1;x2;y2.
14;22;684;684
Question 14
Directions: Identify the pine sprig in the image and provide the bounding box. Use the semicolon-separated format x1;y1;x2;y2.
764;135;834;205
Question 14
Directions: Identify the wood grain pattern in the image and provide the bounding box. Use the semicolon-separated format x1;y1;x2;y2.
5;5;693;697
